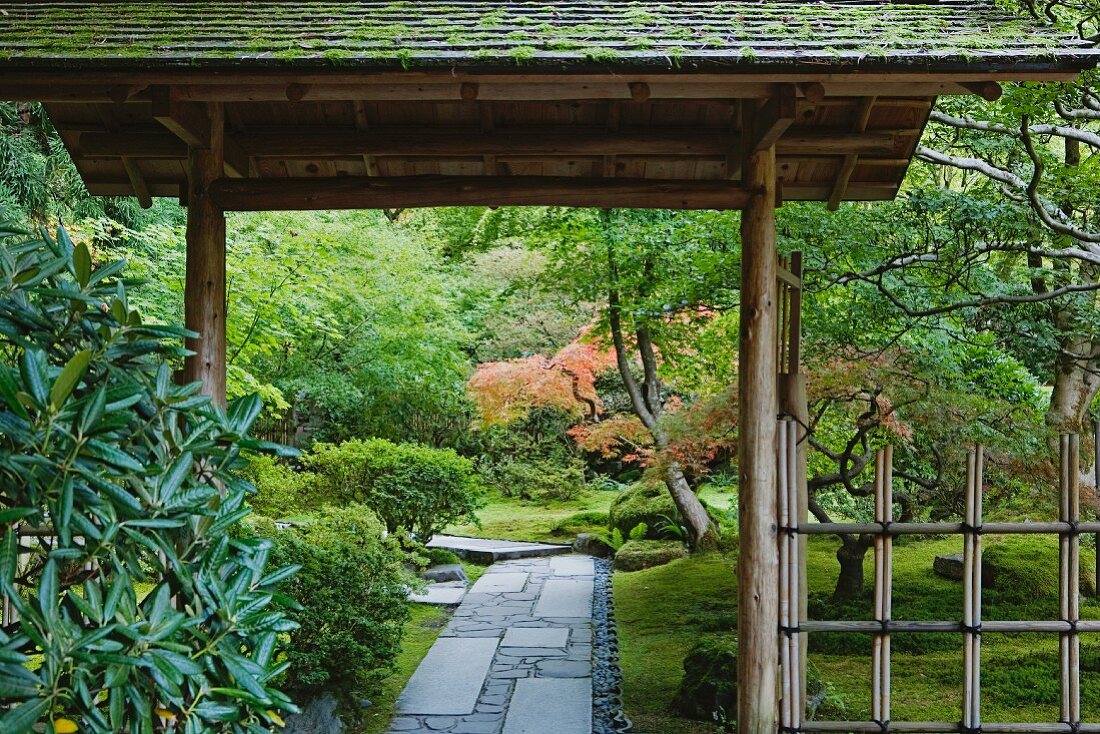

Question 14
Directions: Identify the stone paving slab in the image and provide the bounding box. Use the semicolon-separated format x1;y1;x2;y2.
428;535;571;563
469;572;529;594
533;578;593;619
409;581;467;605
549;555;595;576
502;678;592;734
397;637;499;715
501;627;569;648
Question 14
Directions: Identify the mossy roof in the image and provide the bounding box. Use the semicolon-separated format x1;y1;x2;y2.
0;0;1097;72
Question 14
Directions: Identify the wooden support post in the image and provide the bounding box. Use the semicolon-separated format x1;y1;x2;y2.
183;101;227;408
738;144;779;734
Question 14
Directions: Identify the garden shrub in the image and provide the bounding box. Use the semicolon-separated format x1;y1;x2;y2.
262;505;411;694
423;547;463;567
0;217;297;731
243;453;319;517
474;406;587;501
613;539;689;571
479;455;586;502
609;478;679;539
305;437;482;540
675;637;737;726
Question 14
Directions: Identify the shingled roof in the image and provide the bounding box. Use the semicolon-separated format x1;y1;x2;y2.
0;0;1096;73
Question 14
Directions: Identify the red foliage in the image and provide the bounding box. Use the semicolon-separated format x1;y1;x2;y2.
468;331;617;426
567;414;653;464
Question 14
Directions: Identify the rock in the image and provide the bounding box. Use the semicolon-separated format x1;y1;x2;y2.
933;553;964;581
284;691;345;734
573;533;615;558
613;539;688;572
423;563;469;583
676;638;738;722
358;699;373;709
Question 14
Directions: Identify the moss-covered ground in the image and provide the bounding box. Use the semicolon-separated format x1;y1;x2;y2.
615;535;1100;733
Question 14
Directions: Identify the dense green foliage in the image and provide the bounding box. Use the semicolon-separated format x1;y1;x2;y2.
251;507;411;695
247;438;483;540
0;217;297;732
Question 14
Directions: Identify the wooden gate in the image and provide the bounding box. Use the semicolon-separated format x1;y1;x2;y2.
778;429;1098;733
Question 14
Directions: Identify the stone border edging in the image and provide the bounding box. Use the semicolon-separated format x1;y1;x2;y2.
592;558;632;733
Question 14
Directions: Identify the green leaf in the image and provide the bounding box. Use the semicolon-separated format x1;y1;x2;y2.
19;348;48;407
50;349;92;411
83;439;145;472
0;366;28;418
0;697;48;732
74;242;92;287
0;508;36;525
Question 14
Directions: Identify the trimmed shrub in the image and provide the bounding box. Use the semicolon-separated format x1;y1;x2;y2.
614;539;689;571
244;453;320;517
305;438;482;540
550;510;610;537
609;479;679;540
479;455;586;502
675;637;737;726
264;505;411;694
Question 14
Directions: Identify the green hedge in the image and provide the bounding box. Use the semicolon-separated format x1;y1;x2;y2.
256;506;412;695
306;438;482;540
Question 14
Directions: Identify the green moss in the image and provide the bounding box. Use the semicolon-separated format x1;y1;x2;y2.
615;539;690;571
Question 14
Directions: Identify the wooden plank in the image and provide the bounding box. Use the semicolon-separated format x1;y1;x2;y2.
74;128;905;160
183;102;227;407
737;143;779;734
208;175;753;211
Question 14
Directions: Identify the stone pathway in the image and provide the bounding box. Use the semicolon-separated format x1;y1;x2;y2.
390;555;597;734
428;535;572;563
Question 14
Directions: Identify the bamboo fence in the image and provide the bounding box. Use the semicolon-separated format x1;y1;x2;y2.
779;422;1095;733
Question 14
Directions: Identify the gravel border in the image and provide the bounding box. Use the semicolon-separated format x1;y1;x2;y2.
592;557;633;733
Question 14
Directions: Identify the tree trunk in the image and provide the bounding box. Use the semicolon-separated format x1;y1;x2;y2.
1046;334;1100;444
666;461;717;550
833;536;870;600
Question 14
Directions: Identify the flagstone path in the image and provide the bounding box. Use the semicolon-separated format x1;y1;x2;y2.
389;554;597;734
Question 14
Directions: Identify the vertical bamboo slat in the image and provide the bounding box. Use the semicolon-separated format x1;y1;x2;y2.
779;418;803;733
963;446;984;732
1060;433;1081;727
872;447;893;729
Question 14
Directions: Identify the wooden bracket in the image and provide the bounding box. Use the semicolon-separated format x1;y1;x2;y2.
748;84;797;154
629;82;651;103
152;86;212;149
827;96;877;210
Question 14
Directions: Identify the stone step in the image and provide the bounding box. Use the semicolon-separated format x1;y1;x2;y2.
502;678;592;734
428;535;572;563
396;637;499;716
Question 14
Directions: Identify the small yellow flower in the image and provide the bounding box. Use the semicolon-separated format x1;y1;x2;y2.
267;710;286;728
53;719;79;734
154;707;176;720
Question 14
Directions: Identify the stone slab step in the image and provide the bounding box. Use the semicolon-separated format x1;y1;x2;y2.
533;578;593;619
428;535;571;563
408;581;467;605
396;637;499;715
502;678;592;734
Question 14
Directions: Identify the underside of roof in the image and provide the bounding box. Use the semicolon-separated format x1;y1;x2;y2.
0;0;1096;72
1;1;1097;210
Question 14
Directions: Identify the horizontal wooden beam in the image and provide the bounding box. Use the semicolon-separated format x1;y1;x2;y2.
76;128;907;160
208;175;754;211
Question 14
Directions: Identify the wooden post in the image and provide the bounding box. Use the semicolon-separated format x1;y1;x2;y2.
738;144;779;734
183;101;227;407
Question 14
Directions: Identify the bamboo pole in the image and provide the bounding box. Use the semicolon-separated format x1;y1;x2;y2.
963;445;984;732
737;143;779;734
1059;433;1081;727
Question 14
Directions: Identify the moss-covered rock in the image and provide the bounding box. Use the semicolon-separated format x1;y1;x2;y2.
614;539;689;572
983;535;1096;604
609;479;679;540
674;637;737;724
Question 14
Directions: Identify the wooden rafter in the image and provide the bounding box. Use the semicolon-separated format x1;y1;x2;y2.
151;87;247;178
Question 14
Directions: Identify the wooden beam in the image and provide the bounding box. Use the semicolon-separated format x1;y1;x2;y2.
183;102;227;407
797;82;826;104
75;128;905;160
352;101;379;176
749;84;798;153
828;96;877;210
208;175;753;211
121;158;153;209
962;81;1004;101
738;143;779;734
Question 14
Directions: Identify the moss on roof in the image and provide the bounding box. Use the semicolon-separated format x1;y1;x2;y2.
0;0;1095;70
